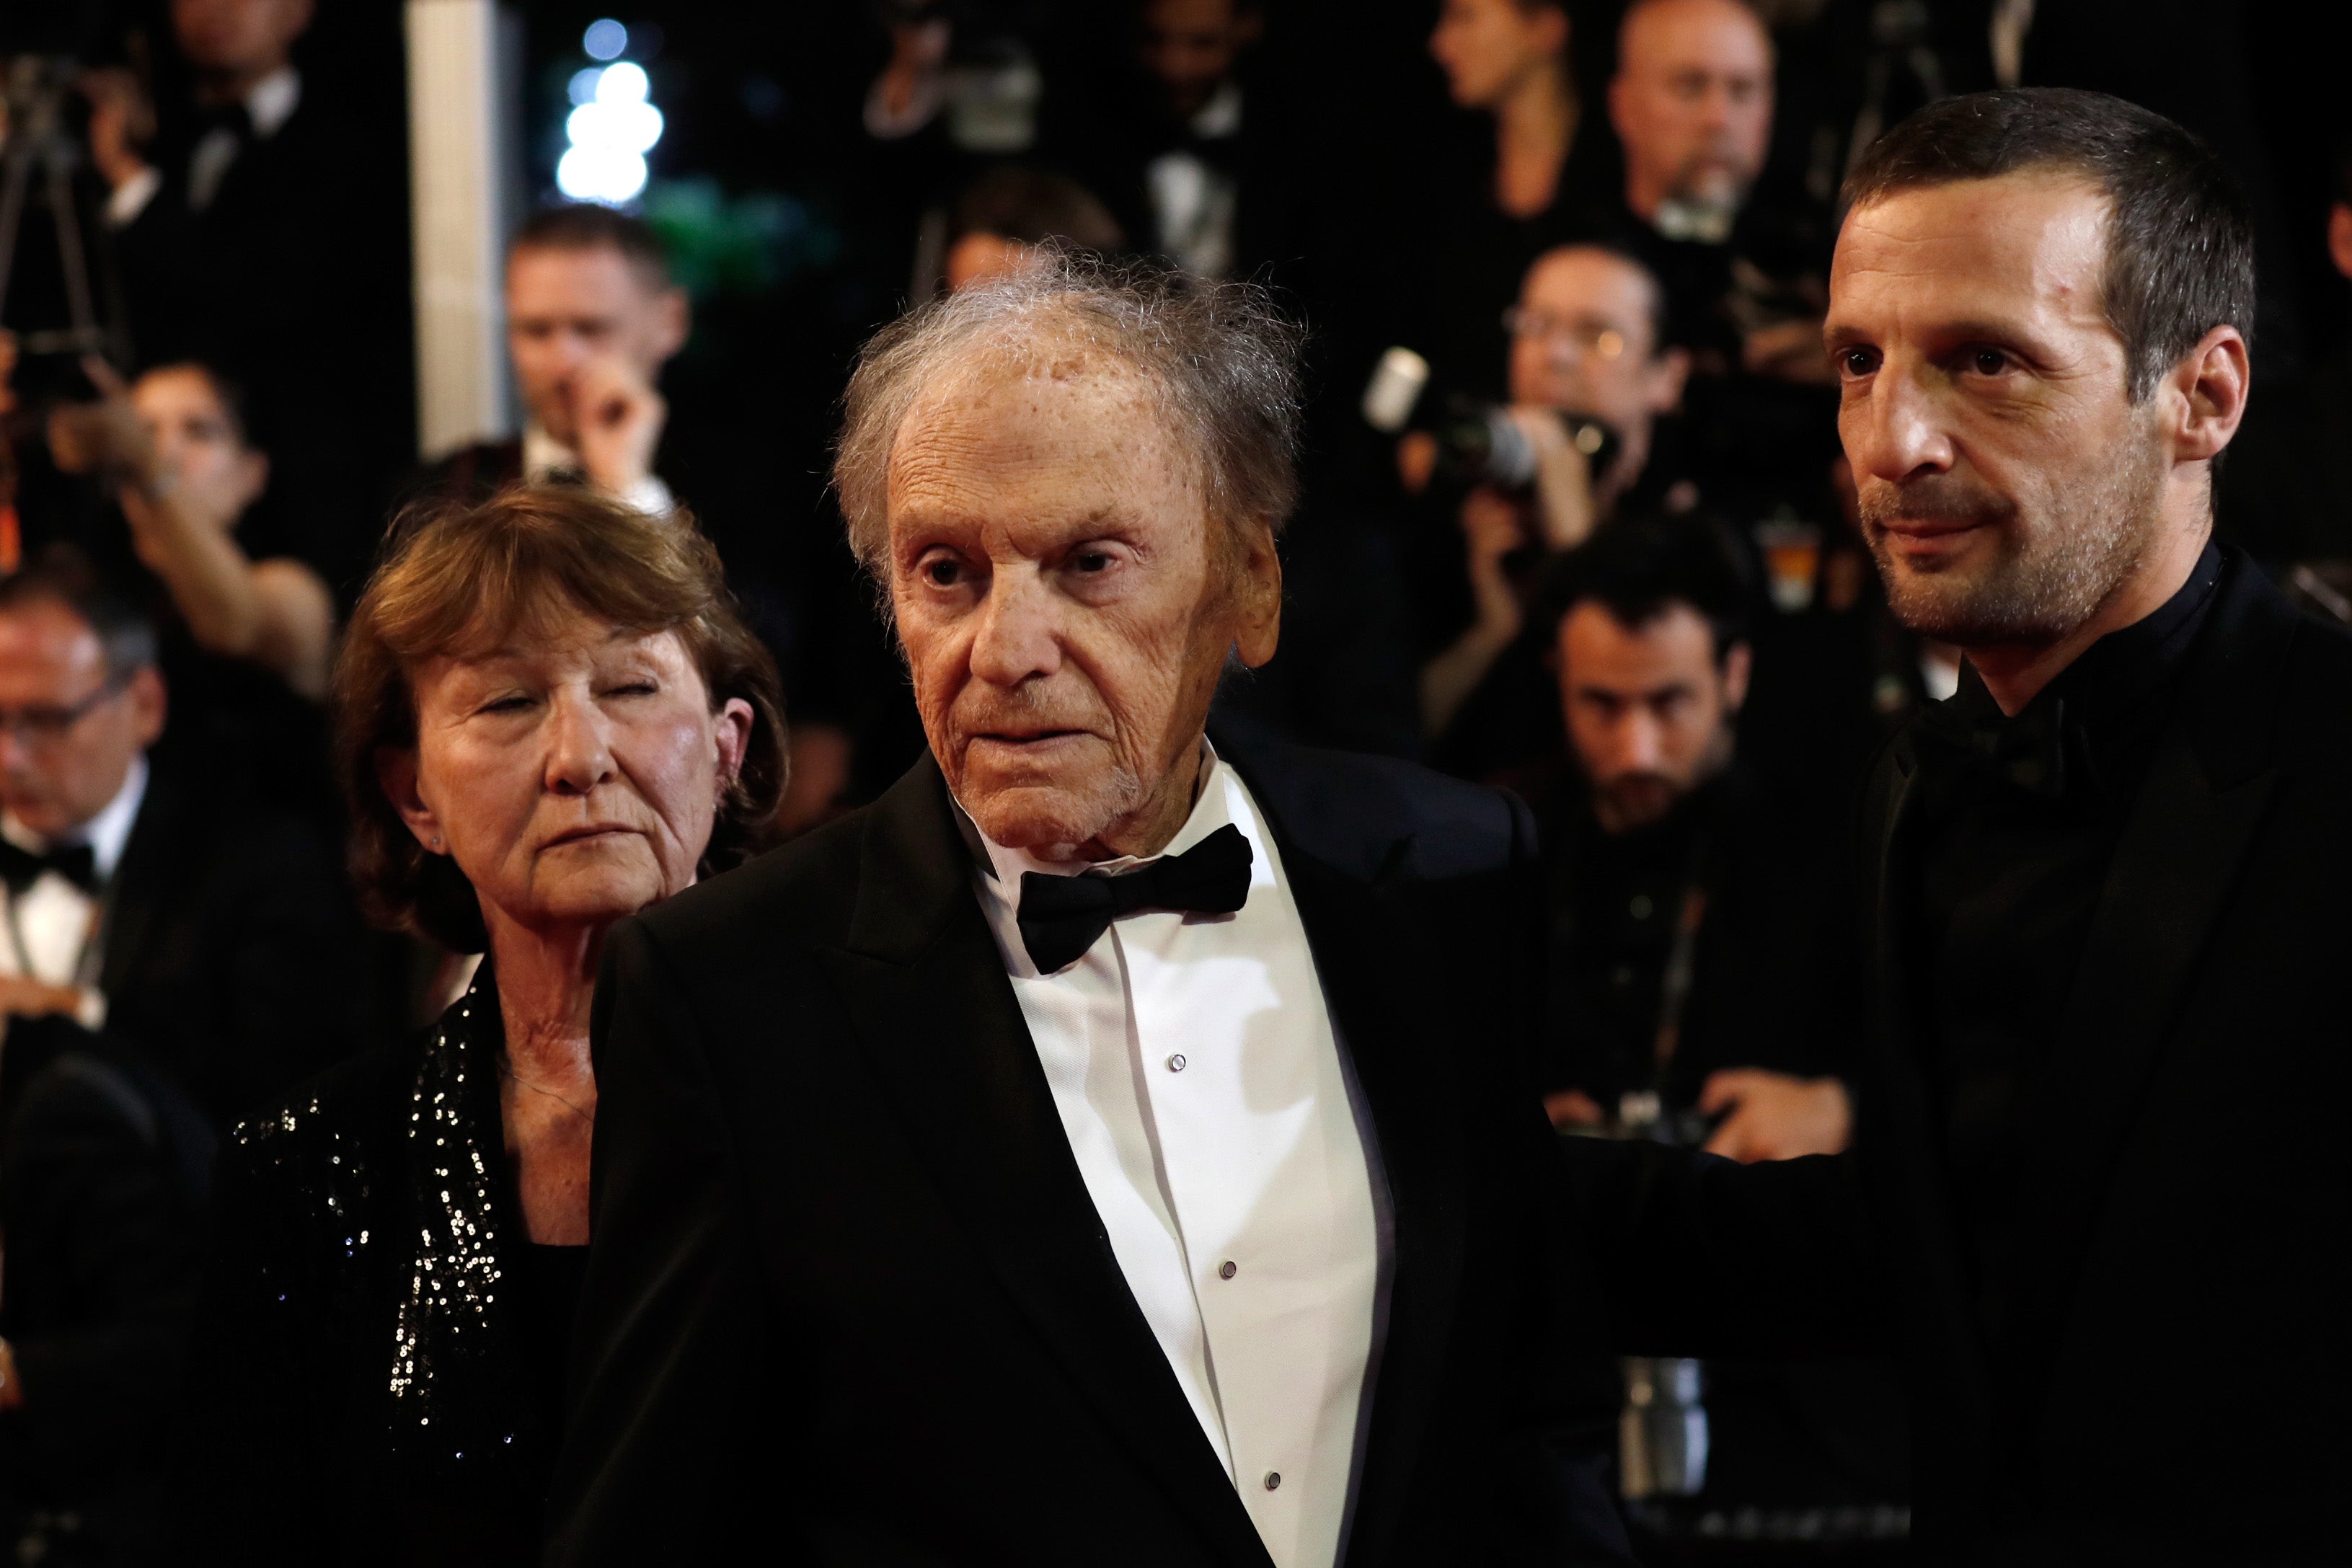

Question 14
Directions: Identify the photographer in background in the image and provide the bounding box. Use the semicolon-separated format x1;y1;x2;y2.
1409;241;1689;774
1527;518;1909;1562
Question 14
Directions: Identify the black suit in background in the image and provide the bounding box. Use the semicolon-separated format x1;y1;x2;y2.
550;729;1631;1566
0;1024;213;1567
95;763;369;1129
117;74;413;603
1570;548;2350;1564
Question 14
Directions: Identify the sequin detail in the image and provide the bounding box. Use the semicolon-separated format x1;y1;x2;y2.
384;977;515;1456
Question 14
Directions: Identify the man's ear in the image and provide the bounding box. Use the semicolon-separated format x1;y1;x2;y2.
127;665;167;750
652;287;691;366
1721;640;1753;714
376;747;446;852
1230;521;1283;670
2328;202;2352;281
2169;324;2250;465
1648;345;1691;416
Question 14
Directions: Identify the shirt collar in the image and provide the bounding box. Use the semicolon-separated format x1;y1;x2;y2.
246;67;301;139
952;740;1225;895
1;752;149;882
2007;540;2224;742
522;423;579;482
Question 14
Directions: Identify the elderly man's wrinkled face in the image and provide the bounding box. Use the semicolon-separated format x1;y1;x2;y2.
887;358;1279;859
386;619;752;939
1829;175;2172;647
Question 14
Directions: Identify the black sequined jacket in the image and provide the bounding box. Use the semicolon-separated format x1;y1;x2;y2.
183;971;569;1566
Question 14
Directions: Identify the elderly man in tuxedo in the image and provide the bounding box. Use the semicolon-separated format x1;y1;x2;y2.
549;257;1631;1566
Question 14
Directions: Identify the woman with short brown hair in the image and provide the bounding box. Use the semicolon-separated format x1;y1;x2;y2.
187;486;784;1563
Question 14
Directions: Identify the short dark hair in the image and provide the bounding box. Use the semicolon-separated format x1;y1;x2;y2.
0;546;162;678
338;486;785;952
1842;88;2255;401
137;360;252;448
1526;241;1671;356
1538;515;1752;663
951;166;1125;253
510;203;673;292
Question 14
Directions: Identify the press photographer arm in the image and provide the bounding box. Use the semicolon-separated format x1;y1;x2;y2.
47;358;332;698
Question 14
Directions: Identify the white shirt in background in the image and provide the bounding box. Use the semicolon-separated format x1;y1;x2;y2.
523;423;675;520
0;753;150;1029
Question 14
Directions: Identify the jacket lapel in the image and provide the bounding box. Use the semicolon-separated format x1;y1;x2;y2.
1860;736;2001;1514
1997;564;2291;1423
815;757;1272;1568
95;766;179;1001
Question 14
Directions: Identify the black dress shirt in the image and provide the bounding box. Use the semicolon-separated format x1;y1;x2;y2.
1908;543;2222;1339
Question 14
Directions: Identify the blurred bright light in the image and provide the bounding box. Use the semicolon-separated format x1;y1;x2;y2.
595;61;650;103
557;145;647;205
560;48;658;205
567;99;664;156
583;19;628;61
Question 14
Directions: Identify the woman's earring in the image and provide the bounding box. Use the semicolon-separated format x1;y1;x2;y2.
430;836;442;848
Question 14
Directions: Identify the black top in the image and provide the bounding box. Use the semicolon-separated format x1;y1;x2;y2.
1907;544;2222;1340
185;973;585;1566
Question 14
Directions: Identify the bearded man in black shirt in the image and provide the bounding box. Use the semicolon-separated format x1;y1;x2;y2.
1575;89;2347;1564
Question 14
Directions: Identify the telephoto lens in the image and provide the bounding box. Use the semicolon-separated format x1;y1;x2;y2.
1429;398;1616;492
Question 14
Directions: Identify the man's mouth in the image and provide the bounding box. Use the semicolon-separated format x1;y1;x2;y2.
544;824;635;847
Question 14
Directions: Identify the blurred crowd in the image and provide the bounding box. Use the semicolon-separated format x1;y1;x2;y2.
0;0;2342;1561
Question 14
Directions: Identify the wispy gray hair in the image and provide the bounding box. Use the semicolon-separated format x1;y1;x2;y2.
833;247;1304;581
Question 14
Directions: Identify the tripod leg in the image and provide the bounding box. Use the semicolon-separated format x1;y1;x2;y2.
45;146;104;350
0;147;36;320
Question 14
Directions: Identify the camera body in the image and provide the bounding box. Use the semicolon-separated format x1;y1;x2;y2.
1362;344;1621;495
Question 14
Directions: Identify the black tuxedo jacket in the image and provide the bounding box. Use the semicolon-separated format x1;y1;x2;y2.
1573;552;2350;1564
550;732;1630;1566
93;763;369;1128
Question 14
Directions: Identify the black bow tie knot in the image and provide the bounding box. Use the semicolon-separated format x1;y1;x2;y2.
1015;823;1254;974
1913;690;2080;802
0;839;99;896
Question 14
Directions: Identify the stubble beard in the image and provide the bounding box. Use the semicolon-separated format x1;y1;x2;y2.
1862;433;2170;650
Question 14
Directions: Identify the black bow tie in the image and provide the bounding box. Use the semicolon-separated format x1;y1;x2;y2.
0;839;99;896
1912;689;2079;802
1015;823;1254;974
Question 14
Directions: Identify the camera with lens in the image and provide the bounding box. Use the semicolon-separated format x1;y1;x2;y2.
1361;345;1619;493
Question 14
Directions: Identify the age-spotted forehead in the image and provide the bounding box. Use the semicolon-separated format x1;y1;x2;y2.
883;349;1203;536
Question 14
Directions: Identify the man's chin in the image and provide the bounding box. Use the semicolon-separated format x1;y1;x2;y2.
963;784;1119;856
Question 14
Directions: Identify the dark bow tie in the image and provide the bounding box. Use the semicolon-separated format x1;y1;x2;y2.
1912;690;2079;802
0;839;99;896
1015;823;1253;974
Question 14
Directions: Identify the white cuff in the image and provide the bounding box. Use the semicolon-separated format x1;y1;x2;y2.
617;474;676;518
106;166;162;229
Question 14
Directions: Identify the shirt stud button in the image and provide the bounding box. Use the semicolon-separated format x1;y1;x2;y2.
1167;1054;1187;1072
1219;1260;1237;1280
1263;1471;1281;1491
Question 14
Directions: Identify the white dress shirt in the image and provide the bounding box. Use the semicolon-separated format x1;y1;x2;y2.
523;423;675;520
959;750;1386;1568
0;754;149;1029
187;66;302;214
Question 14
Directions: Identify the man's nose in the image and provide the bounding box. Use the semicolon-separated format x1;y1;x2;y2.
1617;710;1666;773
544;693;619;794
1847;360;1955;484
966;570;1064;687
